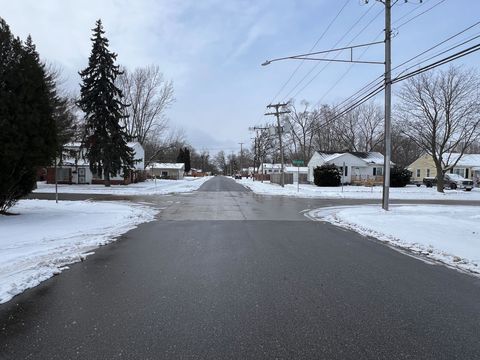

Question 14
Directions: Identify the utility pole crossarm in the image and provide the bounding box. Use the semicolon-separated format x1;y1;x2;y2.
264;111;290;116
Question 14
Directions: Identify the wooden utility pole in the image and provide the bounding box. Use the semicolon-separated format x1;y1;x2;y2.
239;142;244;177
382;0;392;211
265;103;290;187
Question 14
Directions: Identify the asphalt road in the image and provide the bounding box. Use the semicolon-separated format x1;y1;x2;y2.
2;176;480;359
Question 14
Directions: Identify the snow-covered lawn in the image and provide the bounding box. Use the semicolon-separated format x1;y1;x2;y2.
308;205;480;275
34;176;212;195
0;199;158;304
236;178;480;200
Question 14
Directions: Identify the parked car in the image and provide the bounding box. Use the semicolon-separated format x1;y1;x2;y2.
234;173;242;179
423;173;473;191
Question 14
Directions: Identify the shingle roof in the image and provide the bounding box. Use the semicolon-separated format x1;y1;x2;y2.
317;151;391;165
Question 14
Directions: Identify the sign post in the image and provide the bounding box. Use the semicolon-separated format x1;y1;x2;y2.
292;160;304;192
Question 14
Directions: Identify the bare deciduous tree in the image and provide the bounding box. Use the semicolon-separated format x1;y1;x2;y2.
143;127;186;167
390;124;423;168
284;101;318;163
312;104;338;152
118;64;174;146
397;66;480;192
335;101;383;152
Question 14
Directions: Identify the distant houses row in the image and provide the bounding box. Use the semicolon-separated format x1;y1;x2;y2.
248;150;480;186
41;142;480;186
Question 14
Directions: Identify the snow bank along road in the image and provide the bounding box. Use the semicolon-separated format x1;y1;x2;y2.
0;178;210;305
237;177;480;201
0;200;157;304
1;176;480;359
309;205;480;275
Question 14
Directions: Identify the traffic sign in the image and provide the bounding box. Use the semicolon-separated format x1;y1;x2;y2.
292;160;304;166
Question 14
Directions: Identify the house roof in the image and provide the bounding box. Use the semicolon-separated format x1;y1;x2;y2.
442;153;480;167
317;151;390;165
285;166;308;173
149;162;185;170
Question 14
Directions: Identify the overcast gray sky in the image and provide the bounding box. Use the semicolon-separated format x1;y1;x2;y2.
1;0;479;153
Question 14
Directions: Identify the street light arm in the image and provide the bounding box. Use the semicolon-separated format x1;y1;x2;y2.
261;40;384;66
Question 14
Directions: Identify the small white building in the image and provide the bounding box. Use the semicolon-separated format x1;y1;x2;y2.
307;151;391;184
148;163;185;180
259;163;283;174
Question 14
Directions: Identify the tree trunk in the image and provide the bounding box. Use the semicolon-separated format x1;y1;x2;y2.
104;167;111;187
435;162;444;193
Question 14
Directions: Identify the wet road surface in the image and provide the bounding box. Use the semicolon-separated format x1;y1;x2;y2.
2;176;480;359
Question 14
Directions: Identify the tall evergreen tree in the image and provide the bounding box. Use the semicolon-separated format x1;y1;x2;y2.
176;148;185;164
0;19;57;214
184;147;191;173
77;19;132;187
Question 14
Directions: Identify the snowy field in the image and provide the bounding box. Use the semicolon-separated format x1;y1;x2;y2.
34;176;212;195
236;178;480;200
308;205;480;275
0;199;158;304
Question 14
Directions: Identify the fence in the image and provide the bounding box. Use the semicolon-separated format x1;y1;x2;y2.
351;175;383;186
270;173;293;185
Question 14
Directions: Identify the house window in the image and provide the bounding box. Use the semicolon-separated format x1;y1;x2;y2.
426;169;430;177
373;167;383;176
416;169;421;178
453;168;465;177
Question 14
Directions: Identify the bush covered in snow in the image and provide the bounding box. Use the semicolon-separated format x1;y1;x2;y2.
314;164;341;187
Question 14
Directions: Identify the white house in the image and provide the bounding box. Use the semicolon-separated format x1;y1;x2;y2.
259;163;283;174
148;163;185;180
307;151;391;184
48;141;145;185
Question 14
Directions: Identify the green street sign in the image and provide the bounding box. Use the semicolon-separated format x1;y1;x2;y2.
292;160;304;166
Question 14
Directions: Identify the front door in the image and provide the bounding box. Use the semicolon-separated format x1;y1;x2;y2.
78;168;86;184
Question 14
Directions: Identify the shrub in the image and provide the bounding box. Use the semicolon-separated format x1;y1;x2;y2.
314;164;341;187
390;166;412;187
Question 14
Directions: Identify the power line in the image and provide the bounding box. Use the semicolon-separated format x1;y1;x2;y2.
253;0;351;126
391;0;429;24
395;0;446;29
392;42;480;83
314;19;480;114
280;3;379;102
312;40;480;133
313;30;385;108
267;0;351;105
310;0;429;108
394;21;480;71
